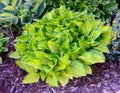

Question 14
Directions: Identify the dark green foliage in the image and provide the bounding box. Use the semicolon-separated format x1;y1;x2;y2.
0;32;8;63
10;6;112;87
45;0;118;22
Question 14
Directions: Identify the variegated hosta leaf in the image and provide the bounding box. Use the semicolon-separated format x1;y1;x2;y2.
0;0;46;28
0;13;18;25
23;72;40;84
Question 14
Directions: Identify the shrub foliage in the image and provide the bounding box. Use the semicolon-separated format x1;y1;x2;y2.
0;32;8;63
10;6;112;87
107;10;120;61
0;0;46;25
45;0;118;22
0;0;46;35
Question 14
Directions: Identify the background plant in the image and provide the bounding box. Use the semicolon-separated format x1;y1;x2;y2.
45;0;118;22
10;6;112;87
0;32;8;63
107;10;120;62
0;0;46;36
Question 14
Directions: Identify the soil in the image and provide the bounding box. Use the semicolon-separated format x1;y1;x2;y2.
0;41;120;93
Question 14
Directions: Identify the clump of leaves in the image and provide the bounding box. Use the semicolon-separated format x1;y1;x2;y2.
107;10;120;62
0;0;46;35
10;6;112;87
0;32;8;63
45;0;118;22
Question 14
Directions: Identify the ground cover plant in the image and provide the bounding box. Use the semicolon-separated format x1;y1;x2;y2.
112;10;120;53
0;0;46;35
107;10;120;62
45;0;118;22
10;6;112;87
0;32;8;63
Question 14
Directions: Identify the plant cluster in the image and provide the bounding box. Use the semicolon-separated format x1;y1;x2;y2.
111;10;120;54
0;32;8;63
10;6;112;87
0;0;46;34
107;10;120;61
45;0;118;22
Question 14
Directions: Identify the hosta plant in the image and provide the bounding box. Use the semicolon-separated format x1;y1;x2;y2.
45;0;118;22
0;32;8;63
10;6;112;87
0;0;46;34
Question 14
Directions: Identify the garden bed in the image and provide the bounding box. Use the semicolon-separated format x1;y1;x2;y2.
0;54;120;93
0;0;120;93
0;41;120;93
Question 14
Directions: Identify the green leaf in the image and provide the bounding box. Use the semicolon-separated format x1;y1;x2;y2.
40;71;47;81
11;0;22;7
16;61;37;73
82;20;91;36
104;2;118;11
59;5;69;17
46;72;58;87
31;1;46;16
71;60;86;77
0;1;7;10
36;1;46;16
94;45;109;53
78;39;90;50
23;72;40;84
3;5;16;14
64;66;73;79
20;12;32;24
35;51;52;64
42;65;52;73
88;30;102;41
0;13;18;25
25;59;42;69
84;65;92;74
9;52;20;58
100;26;112;44
15;43;26;51
48;61;56;68
79;49;105;65
57;54;71;70
58;71;69;86
48;41;60;53
90;20;101;30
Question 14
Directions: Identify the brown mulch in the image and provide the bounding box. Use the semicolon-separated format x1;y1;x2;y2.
0;52;120;93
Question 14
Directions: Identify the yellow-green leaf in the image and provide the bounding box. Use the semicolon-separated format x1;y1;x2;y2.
23;72;40;84
84;65;92;74
58;71;69;86
46;72;58;87
82;20;91;36
48;41;60;53
88;30;102;41
94;45;109;53
57;54;71;70
71;60;86;77
64;66;73;79
79;49;105;65
16;61;37;73
25;59;42;69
